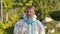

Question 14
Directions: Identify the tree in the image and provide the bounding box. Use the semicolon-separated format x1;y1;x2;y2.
2;0;60;21
1;0;3;22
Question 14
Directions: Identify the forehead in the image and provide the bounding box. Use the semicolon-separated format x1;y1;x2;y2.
26;8;34;11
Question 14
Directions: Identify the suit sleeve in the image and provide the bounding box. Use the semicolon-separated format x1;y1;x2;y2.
37;20;45;34
13;21;23;34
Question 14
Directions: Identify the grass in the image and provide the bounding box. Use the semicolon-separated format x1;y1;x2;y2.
45;21;60;34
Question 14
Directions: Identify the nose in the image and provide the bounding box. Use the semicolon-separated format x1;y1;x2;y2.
27;11;31;15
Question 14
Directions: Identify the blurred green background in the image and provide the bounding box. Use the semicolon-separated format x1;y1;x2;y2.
0;0;60;34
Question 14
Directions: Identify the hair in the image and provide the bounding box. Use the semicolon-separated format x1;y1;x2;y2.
26;6;35;10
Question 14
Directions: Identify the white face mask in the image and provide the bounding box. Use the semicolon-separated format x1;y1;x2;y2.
32;15;37;21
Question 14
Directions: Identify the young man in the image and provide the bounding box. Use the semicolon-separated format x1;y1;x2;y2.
13;6;45;34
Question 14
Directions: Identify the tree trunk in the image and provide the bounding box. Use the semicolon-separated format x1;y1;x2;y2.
1;0;3;22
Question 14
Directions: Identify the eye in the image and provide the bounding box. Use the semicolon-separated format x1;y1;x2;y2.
26;11;29;13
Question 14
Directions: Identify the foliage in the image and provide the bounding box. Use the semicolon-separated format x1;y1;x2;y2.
45;21;60;34
50;10;60;21
2;0;60;21
32;0;60;21
0;22;5;29
0;14;20;34
0;29;7;34
3;0;13;9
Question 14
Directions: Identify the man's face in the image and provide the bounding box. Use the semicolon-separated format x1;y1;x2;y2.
26;8;35;18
